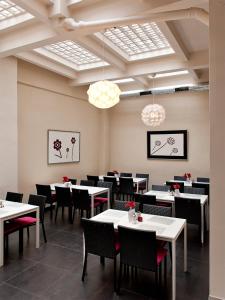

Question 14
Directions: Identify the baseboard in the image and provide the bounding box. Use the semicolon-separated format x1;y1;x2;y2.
209;295;225;300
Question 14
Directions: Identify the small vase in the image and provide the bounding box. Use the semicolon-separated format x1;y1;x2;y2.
128;208;135;222
175;189;180;196
170;190;175;196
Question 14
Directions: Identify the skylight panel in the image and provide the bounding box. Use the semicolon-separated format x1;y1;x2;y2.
102;22;174;61
44;40;108;70
0;0;26;21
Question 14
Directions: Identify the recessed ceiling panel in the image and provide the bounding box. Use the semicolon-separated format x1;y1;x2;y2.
0;0;26;21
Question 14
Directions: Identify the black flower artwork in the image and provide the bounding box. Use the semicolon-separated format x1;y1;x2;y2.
66;147;69;158
170;147;178;156
71;137;76;161
53;139;62;158
151;136;176;155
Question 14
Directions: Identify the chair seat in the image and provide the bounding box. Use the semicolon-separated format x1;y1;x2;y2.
115;241;120;252
156;201;171;207
157;248;167;265
13;216;37;226
4;222;22;235
94;197;108;203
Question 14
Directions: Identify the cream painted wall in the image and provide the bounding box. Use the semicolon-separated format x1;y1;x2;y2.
109;91;209;186
18;61;101;196
0;57;18;198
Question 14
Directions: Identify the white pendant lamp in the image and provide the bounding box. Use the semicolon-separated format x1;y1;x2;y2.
141;74;166;126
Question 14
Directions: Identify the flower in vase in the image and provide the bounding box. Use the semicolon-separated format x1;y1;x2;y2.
184;173;191;180
125;201;135;209
171;183;180;191
63;176;69;183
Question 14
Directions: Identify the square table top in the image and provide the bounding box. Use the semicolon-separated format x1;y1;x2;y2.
0;200;38;220
99;176;146;184
51;183;109;195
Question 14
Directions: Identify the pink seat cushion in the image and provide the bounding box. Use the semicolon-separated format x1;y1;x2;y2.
4;223;22;235
157;248;167;265
13;216;37;226
94;197;108;203
115;242;120;252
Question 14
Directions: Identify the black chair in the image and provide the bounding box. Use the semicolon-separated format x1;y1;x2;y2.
81;218;120;291
120;172;132;177
103;176;118;199
143;204;172;217
175;196;201;228
119;177;134;200
152;185;168;192
192;182;209;196
135;173;149;192
197;177;210;183
55;186;73;223
114;200;139;211
87;175;99;187
174;176;186;181
95;181;113;210
69;178;77;185
166;181;184;193
80;180;94;186
107;172;115;176
134;194;156;212
36;184;55;218
118;226;167;296
12;194;47;243
184;186;205;195
6;192;23;203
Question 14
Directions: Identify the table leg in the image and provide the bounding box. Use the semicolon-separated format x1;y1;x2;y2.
0;220;4;267
172;240;176;300
36;207;40;248
137;182;139;193
201;205;204;244
172;203;175;217
107;188;110;209
184;222;187;272
91;195;94;217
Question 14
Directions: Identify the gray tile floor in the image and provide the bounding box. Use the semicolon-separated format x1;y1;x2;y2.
0;210;209;300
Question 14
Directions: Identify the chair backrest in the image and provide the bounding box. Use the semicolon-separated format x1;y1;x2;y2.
192;182;209;195
6;192;23;203
82;218;116;258
87;175;99;186
152;185;168;192
55;186;71;206
97;181;113;200
135;173;149;190
114;200;139;211
103;176;117;192
118;226;157;271
36;184;52;203
197;177;210;183
175;197;201;225
119;177;134;194
120;172;132;177
28;194;46;223
184;186;205;195
134;194;156;212
80;180;94;186
174;176;186;181
72;189;90;210
166;181;184;193
69;178;77;185
107;171;115;176
143;204;172;217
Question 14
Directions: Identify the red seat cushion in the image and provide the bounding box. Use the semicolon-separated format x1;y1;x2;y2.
115;241;120;252
94;197;108;203
13;216;37;226
156;202;171;207
4;223;22;235
156;248;167;265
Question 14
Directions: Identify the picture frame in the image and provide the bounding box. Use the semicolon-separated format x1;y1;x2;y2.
48;130;80;164
147;130;187;159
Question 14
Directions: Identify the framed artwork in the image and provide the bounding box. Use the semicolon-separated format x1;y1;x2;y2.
48;130;80;164
147;130;187;159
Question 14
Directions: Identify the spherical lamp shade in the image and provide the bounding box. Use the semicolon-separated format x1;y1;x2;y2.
87;80;121;109
141;104;166;127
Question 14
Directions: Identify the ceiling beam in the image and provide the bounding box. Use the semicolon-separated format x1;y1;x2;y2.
0;13;35;33
70;50;208;86
16;51;77;79
133;76;150;88
49;0;70;18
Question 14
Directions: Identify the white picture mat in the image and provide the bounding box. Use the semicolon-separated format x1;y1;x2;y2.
48;130;80;164
150;133;184;156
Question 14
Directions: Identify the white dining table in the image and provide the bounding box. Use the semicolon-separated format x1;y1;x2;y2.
91;209;187;300
165;179;210;187
145;190;208;244
51;183;110;217
99;176;147;193
0;200;39;267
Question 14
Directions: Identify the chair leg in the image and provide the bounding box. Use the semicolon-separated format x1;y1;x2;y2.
100;256;105;266
27;227;30;239
50;203;53;219
19;229;23;253
169;242;172;261
72;207;76;222
114;256;117;292
68;207;73;224
55;205;58;222
5;236;9;254
82;252;88;281
42;223;47;243
164;256;167;289
155;268;158;297
117;262;122;294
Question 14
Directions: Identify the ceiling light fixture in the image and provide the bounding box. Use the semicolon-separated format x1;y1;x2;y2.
141;74;166;127
87;29;121;109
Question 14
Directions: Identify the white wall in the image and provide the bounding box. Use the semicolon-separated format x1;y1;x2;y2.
109;91;209;186
0;57;18;198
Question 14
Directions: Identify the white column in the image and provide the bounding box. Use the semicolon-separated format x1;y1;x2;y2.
209;1;225;299
0;57;18;198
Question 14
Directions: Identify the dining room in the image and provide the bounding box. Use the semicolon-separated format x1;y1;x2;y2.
0;0;224;300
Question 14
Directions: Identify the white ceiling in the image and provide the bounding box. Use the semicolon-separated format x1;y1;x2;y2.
0;0;209;91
